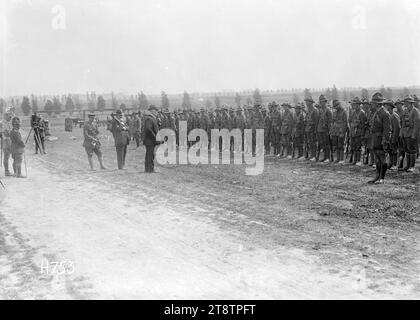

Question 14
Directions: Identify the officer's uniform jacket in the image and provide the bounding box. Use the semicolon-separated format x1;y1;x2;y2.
304;107;319;133
369;106;391;145
280;110;294;135
83;121;100;149
400;107;420;139
294;111;305;138
349;109;367;138
389;112;400;144
330;108;348;138
10;128;25;155
317;107;332;133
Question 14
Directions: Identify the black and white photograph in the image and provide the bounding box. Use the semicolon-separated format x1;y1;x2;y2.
0;0;419;302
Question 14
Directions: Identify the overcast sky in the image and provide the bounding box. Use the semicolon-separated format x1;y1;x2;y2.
1;0;420;96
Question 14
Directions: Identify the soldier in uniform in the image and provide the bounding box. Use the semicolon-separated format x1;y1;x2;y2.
304;96;319;161
383;99;400;170
414;95;420;159
228;107;236;152
270;102;282;156
280;102;294;158
0;111;13;176
362;98;374;166
235;107;246;153
394;99;405;169
252;105;265;156
262;107;271;154
400;95;420;172
110;109;130;170
367;92;391;184
10;117;26;178
330;100;348;164
348;97;367;165
143;105;162;173
317;95;333;162
293;103;305;160
83;113;106;170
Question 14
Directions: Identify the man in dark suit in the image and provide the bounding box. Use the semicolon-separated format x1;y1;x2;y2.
143;105;161;173
110;109;130;170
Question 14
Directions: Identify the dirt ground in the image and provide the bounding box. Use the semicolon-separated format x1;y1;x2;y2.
0;123;419;299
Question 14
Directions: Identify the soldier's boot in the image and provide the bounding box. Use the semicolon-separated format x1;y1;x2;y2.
88;157;94;170
286;146;292;159
389;154;397;170
403;153;411;171
393;154;398;168
326;149;331;163
98;155;106;170
398;153;405;170
339;150;345;164
368;153;374;166
349;151;354;164
375;163;387;183
16;164;26;178
368;163;381;184
4;160;12;176
334;150;339;163
298;146;304;159
406;154;415;172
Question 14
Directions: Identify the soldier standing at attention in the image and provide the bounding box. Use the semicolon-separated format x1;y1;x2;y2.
348;97;367;166
395;99;405;169
270;103;282;156
110;109;130;170
304;96;319;161
317;95;333;162
383;99;400;170
367;92;391;184
362;98;374;166
400;95;420;172
0;111;13;176
235;107;246;153
280;102;294;159
330;100;348;164
10;117;26;178
83;113;106;171
293;103;305;160
143;105;161;173
199;108;210;150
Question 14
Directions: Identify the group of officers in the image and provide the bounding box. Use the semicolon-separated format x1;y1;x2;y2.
81;91;420;183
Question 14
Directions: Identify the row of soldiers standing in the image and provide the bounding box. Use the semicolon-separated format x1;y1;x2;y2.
153;92;419;183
